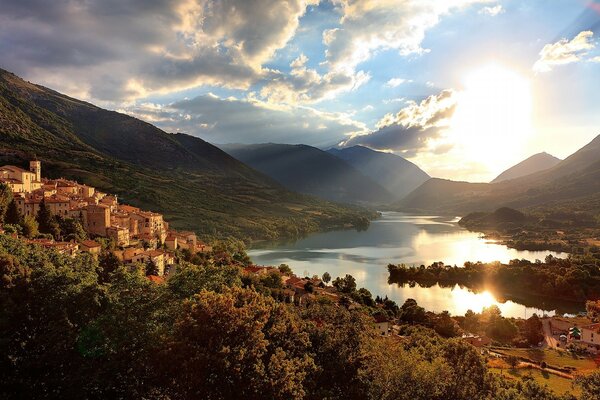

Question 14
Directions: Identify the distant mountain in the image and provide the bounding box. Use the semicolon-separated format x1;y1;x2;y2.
0;68;375;241
395;134;600;214
220;143;392;204
327;145;430;200
491;152;561;183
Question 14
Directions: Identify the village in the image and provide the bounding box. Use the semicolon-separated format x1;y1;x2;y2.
0;160;357;307
0;160;212;276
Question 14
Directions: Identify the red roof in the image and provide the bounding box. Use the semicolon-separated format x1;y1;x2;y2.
81;240;101;248
147;275;165;284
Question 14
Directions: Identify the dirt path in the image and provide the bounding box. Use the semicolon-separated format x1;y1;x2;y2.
542;318;560;349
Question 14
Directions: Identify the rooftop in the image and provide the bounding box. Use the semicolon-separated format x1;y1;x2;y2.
80;240;101;248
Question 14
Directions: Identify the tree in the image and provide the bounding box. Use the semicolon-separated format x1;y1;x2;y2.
36;198;60;239
304;281;314;293
0;183;13;223
156;287;315;399
21;215;38;238
332;274;356;294
434;311;460;337
575;370;600;399
322;271;331;285
58;217;87;242
399;299;428;325
352;287;375;307
145;260;159;276
463;309;480;333
260;269;283;289
522;314;544;345
506;355;519;369
278;264;292;275
4;199;22;225
97;251;122;283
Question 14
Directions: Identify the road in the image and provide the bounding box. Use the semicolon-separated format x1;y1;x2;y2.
542;318;560;349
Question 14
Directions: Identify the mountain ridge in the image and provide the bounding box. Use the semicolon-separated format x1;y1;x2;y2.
0;67;376;241
220;143;393;204
395;133;600;215
491;152;561;183
327;145;430;200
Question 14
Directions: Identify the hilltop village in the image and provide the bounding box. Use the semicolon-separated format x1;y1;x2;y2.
0;160;341;302
0;160;210;275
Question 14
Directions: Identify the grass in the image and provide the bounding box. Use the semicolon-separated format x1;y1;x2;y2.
493;347;598;373
490;366;580;397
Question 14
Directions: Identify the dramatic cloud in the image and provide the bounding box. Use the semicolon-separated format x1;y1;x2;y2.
533;30;597;73
322;0;494;73
340;89;458;156
123;94;367;146
258;54;370;105
479;5;504;16
0;0;317;102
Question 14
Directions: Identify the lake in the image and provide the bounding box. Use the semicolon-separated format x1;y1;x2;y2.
248;212;583;318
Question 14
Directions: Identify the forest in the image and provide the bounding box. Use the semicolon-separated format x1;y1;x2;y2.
1;233;599;399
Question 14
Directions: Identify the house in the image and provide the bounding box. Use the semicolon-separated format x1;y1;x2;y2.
462;335;492;348
579;323;600;352
165;230;192;251
80;240;102;255
131;249;174;276
106;225;130;247
27;238;79;257
0;161;42;193
374;314;391;336
86;204;110;236
15;194;71;218
131;211;167;243
113;247;145;263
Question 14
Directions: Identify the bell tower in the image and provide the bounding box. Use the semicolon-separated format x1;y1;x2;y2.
29;159;41;182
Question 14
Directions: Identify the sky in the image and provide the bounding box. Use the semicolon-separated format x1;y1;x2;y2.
1;0;600;182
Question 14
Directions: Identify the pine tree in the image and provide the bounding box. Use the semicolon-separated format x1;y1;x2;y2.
4;199;22;225
0;183;13;222
36;198;60;239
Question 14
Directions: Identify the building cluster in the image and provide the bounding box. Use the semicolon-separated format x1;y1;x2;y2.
0;160;211;276
550;317;600;353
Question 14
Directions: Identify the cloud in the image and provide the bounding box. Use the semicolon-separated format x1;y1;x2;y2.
479;5;504;16
340;89;458;156
0;0;317;102
122;93;368;146
533;30;597;73
385;78;410;87
257;53;370;105
322;0;494;74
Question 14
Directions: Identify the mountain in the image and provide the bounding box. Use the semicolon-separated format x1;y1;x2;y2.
327;145;430;200
491;152;561;183
395;134;600;215
0;68;376;241
220;143;392;204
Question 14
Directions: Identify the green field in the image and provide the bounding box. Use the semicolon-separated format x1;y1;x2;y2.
493;347;598;373
490;367;580;397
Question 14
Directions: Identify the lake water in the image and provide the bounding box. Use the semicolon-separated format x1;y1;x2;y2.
248;212;583;318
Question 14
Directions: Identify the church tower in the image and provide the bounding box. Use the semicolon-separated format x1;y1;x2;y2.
30;160;41;182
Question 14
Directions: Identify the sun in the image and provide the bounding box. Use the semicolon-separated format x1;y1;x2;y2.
450;64;533;174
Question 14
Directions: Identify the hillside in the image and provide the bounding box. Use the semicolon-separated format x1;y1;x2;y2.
327;145;430;200
220;143;392;204
396;134;600;216
0;68;376;241
491;152;561;183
